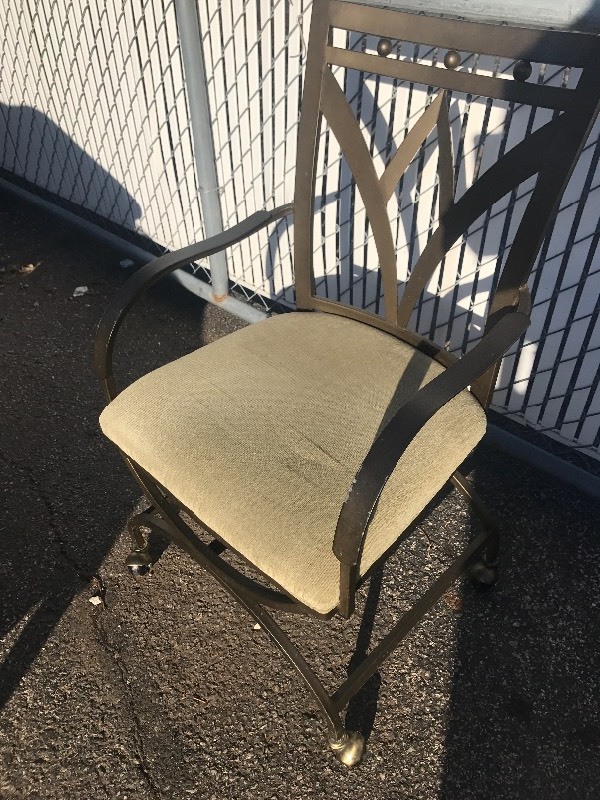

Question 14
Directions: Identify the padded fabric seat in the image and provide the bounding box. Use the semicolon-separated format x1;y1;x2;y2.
100;312;486;613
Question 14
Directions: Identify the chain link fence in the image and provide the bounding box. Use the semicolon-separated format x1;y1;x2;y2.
2;0;600;466
1;0;204;252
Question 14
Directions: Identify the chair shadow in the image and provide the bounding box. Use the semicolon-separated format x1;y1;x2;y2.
260;25;600;783
0;104;134;708
439;443;600;799
438;14;600;796
0;260;210;711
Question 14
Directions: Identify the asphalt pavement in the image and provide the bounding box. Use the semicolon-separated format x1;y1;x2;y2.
1;193;599;799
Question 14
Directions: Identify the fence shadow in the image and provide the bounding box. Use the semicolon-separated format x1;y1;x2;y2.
0;103;141;228
0;110;208;709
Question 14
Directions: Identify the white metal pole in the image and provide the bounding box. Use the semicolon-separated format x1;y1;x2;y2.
173;0;230;301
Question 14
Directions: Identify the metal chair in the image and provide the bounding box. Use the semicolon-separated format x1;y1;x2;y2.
94;0;600;766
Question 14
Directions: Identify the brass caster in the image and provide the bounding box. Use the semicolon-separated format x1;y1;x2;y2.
470;559;498;588
126;549;152;576
329;730;365;767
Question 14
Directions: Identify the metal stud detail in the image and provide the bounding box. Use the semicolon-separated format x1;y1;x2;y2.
443;50;460;70
376;38;392;57
513;59;532;82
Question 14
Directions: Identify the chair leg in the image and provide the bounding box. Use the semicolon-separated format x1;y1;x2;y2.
125;511;154;576
123;486;366;765
328;730;366;766
118;464;489;766
193;548;366;763
245;599;365;766
450;470;499;587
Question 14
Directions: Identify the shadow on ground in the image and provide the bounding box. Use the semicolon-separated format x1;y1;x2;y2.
440;448;600;800
0;192;241;709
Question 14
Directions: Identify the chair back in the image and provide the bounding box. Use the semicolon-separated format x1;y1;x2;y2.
294;0;600;406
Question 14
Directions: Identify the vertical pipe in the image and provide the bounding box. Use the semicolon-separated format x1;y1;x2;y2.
173;0;229;300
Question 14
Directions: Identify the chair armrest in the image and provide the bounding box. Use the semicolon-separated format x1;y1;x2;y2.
94;204;293;399
333;289;531;567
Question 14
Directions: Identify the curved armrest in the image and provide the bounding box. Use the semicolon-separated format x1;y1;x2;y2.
333;289;531;566
94;204;293;399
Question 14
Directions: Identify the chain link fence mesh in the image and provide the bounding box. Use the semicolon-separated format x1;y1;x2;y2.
1;0;205;254
2;0;600;465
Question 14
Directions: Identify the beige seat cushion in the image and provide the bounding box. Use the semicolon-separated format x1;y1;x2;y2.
100;312;486;614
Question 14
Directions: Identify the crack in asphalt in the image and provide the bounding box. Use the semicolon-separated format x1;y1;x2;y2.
91;612;164;800
0;448;108;600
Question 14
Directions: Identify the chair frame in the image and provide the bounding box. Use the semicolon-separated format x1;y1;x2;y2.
94;0;600;765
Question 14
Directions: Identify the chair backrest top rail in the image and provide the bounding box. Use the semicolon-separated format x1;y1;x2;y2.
329;0;600;67
345;0;600;34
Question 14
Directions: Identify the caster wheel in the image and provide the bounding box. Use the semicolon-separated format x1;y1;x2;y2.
126;549;152;576
329;730;365;767
470;559;498;588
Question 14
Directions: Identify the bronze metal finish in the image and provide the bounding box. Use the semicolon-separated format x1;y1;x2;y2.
329;730;366;766
376;37;392;56
513;59;533;82
443;49;460;69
